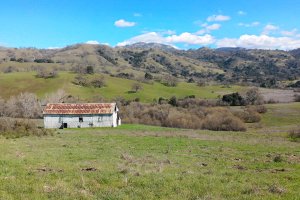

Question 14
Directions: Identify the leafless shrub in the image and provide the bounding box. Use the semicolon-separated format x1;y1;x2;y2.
252;105;268;114
0;117;52;138
234;108;261;123
5;93;42;118
201;108;246;131
289;127;300;141
90;75;106;88
2;66;18;73
72;74;106;88
243;87;264;105
36;68;58;79
131;83;143;93
121;103;246;131
196;80;206;87
294;94;300;102
161;75;178;87
42;89;67;104
266;98;277;104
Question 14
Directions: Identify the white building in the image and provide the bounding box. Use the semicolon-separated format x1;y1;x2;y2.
43;103;121;128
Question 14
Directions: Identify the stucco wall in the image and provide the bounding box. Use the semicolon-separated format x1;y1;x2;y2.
44;114;117;128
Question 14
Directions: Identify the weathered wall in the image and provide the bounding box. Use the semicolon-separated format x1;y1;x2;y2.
44;114;117;128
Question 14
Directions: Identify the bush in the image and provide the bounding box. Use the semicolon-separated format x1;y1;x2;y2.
120;103;246;131
252;105;268;114
222;93;245;106
161;75;178;87
144;72;153;80
234;108;261;123
0;118;53;138
289;127;300;141
90;75;106;88
72;74;106;88
86;66;94;74
5;93;42;118
294;94;300;102
201;109;246;131
36;68;58;79
131;83;143;93
244;87;264;105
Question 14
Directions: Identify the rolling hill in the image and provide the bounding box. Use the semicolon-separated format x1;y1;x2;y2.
0;43;299;87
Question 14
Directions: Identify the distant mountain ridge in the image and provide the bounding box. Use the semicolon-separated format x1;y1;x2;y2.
0;43;299;87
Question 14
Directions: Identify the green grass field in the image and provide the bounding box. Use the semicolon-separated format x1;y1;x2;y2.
0;72;243;102
0;103;300;199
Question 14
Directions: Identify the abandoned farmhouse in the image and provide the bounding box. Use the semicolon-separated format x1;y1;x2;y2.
43;103;121;128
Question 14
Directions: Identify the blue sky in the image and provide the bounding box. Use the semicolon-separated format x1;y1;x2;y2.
0;0;300;49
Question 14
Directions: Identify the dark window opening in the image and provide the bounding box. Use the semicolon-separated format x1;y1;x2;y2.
79;117;83;122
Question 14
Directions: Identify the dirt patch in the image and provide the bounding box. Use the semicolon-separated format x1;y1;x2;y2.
233;164;247;170
81;167;97;172
36;167;63;173
270;168;286;173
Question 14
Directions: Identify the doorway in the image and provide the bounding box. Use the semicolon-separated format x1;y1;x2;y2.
63;123;68;128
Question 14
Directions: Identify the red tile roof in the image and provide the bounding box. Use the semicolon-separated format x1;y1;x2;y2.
43;103;116;115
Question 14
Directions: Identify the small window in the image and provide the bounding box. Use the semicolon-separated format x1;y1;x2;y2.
79;117;83;122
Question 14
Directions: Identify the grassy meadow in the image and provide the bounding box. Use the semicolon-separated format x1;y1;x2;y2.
0;103;300;199
0;71;243;102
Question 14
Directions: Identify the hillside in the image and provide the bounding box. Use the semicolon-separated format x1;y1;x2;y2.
0;72;243;102
0;43;299;88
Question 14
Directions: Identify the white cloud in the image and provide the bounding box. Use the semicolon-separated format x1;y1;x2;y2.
85;40;100;45
47;47;62;49
207;15;230;22
238;21;260;27
238;11;247;15
207;24;221;30
117;32;215;47
196;23;221;34
114;19;136;27
262;24;279;35
165;33;215;45
117;32;166;46
281;28;298;37
217;34;300;50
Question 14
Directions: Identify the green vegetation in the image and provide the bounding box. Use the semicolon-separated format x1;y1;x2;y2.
0;103;300;199
0;126;299;199
0;72;243;102
261;103;300;128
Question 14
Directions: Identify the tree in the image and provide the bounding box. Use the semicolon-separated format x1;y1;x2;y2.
86;66;94;74
244;87;264;105
36;68;58;79
5;93;42;118
161;75;178;87
131;83;143;93
168;96;177;107
144;72;153;80
222;93;245;106
90;75;106;88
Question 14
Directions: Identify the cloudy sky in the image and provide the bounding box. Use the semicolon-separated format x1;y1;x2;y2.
1;0;300;50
